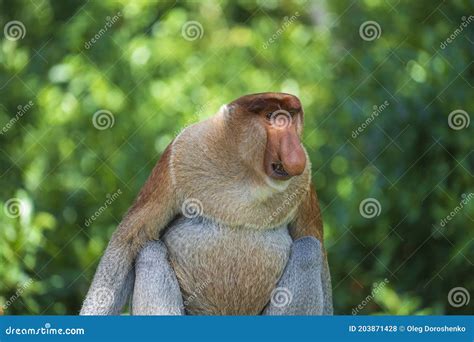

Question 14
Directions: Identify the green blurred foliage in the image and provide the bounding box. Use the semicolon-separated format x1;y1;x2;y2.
0;0;472;315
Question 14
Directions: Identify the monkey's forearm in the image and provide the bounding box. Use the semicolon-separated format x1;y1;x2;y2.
322;254;333;315
80;239;136;315
81;213;176;315
263;237;332;315
132;240;184;315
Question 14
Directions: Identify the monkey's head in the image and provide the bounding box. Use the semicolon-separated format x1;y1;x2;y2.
224;92;307;185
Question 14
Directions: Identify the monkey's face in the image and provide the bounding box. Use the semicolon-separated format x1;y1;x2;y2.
228;93;307;183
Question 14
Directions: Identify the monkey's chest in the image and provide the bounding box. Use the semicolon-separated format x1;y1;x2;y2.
162;217;292;315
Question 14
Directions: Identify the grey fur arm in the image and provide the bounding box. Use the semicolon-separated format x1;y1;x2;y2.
80;241;135;315
263;236;333;315
131;240;185;315
322;250;334;315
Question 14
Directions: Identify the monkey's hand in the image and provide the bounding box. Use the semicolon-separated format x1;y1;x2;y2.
263;237;333;315
131;240;185;315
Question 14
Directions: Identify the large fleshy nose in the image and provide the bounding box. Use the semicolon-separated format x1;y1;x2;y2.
279;130;306;177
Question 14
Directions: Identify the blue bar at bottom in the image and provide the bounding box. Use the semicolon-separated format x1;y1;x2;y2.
0;316;472;342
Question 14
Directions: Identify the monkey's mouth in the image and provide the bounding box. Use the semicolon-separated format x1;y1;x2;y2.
271;162;290;179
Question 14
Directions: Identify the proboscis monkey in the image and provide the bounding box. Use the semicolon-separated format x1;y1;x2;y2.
81;93;333;315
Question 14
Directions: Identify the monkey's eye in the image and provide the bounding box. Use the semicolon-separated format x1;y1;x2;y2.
266;112;274;120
